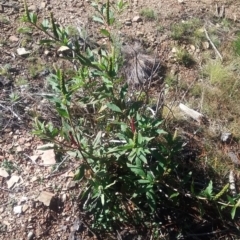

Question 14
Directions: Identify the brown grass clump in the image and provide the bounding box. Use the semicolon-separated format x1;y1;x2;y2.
121;42;162;86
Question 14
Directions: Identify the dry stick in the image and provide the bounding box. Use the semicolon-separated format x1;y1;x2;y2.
0;103;22;121
186;230;227;237
0;187;12;192
204;26;223;61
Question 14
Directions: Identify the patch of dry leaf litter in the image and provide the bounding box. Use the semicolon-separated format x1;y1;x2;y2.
0;129;91;240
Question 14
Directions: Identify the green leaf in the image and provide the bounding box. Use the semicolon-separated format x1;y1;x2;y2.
74;165;85;181
56;108;69;118
39;39;55;45
231;205;237;219
138;149;148;164
231;199;240;219
138;179;150;184
30;13;38;24
205;181;213;196
93;16;104;24
100;29;110;37
101;194;105;206
127;163;146;178
107;103;122;113
50;12;59;39
170;192;179;198
41;19;49;29
93;131;102;147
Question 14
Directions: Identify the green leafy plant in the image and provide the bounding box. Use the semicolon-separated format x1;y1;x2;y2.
9;92;20;103
22;0;181;230
22;0;240;235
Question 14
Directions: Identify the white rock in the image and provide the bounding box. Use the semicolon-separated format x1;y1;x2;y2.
132;16;142;22
57;46;70;53
27;231;34;240
17;48;31;56
28;5;37;11
202;41;210;49
171;47;177;53
7;175;20;189
37;191;55;206
13;205;22;214
136;31;144;37
0;168;9;178
221;132;232;142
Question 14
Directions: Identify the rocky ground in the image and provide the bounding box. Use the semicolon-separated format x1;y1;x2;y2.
1;0;240;239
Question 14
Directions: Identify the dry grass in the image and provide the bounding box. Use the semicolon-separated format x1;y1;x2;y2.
121;42;162;86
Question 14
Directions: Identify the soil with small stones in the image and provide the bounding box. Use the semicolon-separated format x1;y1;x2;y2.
1;0;240;239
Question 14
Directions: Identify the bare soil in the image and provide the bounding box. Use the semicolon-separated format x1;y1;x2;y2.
1;0;240;239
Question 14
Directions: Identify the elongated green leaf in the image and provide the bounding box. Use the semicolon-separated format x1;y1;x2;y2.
127;163;146;178
107;103;122;113
74;165;85;181
170;192;179;198
30;13;38;24
231;205;237;219
100;29;110;37
101;194;105;206
93;131;102;147
93;16;104;24
138;179;150;184
39;39;55;45
56;108;69;118
203;180;213;198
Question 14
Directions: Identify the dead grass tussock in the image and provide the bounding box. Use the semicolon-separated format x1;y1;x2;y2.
121;42;162;86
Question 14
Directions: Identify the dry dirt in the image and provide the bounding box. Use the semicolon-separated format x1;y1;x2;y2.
1;0;240;239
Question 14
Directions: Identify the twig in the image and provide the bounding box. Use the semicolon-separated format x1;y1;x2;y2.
46;155;69;177
186;230;227;237
0;187;12;192
0;103;22;121
204;26;223;61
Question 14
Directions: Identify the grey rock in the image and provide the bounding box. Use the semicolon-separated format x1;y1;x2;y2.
125;20;132;26
27;231;34;240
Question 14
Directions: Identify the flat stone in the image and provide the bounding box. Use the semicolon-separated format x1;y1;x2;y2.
7;175;20;189
37;191;55;206
9;36;19;42
132;16;142;22
40;2;47;9
136;31;144;37
28;5;37;12
202;41;210;49
13;205;22;214
16;146;23;152
57;46;70;53
36;144;56;165
0;168;9;178
27;231;34;240
22;204;29;213
17;48;31;56
31;176;38;182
